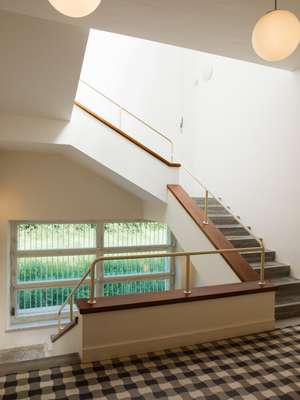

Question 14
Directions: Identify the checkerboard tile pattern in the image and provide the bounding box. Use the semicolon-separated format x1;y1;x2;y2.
1;325;300;399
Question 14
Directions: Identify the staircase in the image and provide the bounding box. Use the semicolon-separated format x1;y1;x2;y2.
194;197;300;320
0;353;80;376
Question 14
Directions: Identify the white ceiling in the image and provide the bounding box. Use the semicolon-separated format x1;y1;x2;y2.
0;10;88;119
1;0;300;70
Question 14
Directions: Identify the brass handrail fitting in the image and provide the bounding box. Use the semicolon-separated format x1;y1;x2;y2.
79;80;175;161
57;246;265;333
181;167;264;244
61;81;267;336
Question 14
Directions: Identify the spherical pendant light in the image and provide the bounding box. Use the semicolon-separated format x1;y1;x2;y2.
252;1;300;62
48;0;102;18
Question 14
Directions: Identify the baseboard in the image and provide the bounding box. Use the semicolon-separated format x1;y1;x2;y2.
82;319;275;363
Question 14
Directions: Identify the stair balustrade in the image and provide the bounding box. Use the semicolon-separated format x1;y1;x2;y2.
56;246;266;334
55;80;269;337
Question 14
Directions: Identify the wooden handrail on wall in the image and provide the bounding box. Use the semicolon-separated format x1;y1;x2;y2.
74;102;181;168
167;184;259;282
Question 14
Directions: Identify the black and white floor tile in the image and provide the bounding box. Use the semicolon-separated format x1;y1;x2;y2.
1;325;300;399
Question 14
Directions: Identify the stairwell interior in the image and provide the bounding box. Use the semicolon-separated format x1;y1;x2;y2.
192;197;299;320
1;25;300;370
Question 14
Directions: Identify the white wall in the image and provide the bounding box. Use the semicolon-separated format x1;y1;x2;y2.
79;29;300;278
64;107;179;201
80;30;184;159
0;10;88;120
164;193;239;286
143;193;240;288
80;291;274;362
182;49;300;277
1;29;298;334
0;150;143;350
0;107;179;203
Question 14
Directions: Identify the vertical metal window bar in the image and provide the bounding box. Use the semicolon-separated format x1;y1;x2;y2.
11;221;176;321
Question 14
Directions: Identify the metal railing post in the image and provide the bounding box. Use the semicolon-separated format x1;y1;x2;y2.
56;246;267;334
88;263;97;304
119;108;122;129
259;239;266;287
184;255;192;295
78;80;175;164
69;295;74;322
171;143;174;162
203;190;209;225
58;313;62;333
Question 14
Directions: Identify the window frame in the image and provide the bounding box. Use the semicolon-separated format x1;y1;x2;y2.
10;220;176;323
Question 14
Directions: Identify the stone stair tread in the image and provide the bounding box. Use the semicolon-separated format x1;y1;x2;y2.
0;353;80;376
242;249;276;263
270;277;300;286
216;225;250;235
208;214;233;217
275;300;300;320
197;196;293;321
209;215;239;223
208;210;231;215
250;262;290;280
242;249;273;254
193;197;219;202
208;216;239;225
226;235;256;241
276;294;300;306
195;203;223;207
250;261;290;268
227;236;260;249
216;224;244;228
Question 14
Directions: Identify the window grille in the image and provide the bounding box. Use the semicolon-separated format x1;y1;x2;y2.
11;221;175;321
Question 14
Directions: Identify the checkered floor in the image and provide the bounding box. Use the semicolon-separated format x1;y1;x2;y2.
1;325;300;399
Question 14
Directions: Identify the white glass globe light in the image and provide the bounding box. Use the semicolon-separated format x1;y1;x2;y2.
48;0;102;18
252;9;300;62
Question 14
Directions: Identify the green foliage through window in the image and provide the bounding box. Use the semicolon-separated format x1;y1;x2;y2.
12;221;174;316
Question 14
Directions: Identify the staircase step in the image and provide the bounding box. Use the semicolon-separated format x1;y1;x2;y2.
275;295;300;320
274;277;300;320
0;344;45;365
208;208;231;215
194;197;294;322
251;262;291;279
242;249;276;263
273;277;300;297
216;224;250;236
0;353;80;376
226;235;259;248
209;215;239;225
193;197;220;206
193;198;230;215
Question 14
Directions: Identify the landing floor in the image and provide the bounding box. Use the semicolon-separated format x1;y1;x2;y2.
1;325;300;399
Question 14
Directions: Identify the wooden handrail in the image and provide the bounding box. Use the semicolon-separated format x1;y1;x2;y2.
80;79;175;153
167;184;260;282
180;166;264;248
53;237;267;340
74;102;181;168
77;281;275;314
57;244;265;332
